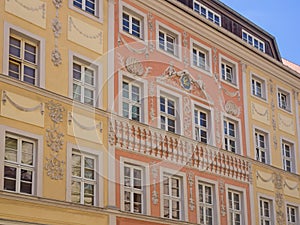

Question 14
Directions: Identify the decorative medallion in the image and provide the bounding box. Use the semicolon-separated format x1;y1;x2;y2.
180;74;192;90
125;57;144;76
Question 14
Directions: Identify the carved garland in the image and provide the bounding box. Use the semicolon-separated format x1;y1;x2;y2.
118;33;149;57
7;0;46;18
2;91;44;114
51;0;62;66
278;114;294;128
68;112;103;132
45;101;65;180
251;103;269;119
151;163;159;205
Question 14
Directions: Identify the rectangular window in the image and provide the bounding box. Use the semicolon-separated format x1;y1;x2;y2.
242;30;265;52
282;141;294;172
194;109;208;143
4;134;36;195
193;1;221;26
160;96;176;133
260;198;272;225
221;63;233;83
9;34;38;86
72;59;96;106
163;174;181;220
73;0;96;16
123;164;144;213
192;45;210;71
159;30;175;55
122;12;141;38
228;190;242;225
255;130;268;163
224;119;237;153
251;75;266;99
287;205;297;224
71;149;96;205
278;89;291;111
122;81;141;122
198;182;213;225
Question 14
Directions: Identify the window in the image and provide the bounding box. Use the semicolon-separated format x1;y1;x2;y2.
163;174;182;220
71;149;96;205
198;182;214;225
192;43;210;72
224;119;237;153
282;141;294;172
73;0;96;16
242;30;265;52
122;80;141;121
123;164;144;213
4;134;36;195
193;1;221;26
8;34;38;86
160;96;176;133
251;75;266;99
157;24;180;58
255;130;268;163
194;108;208;143
260;198;273;225
220;56;237;86
228;190;242;225
278;89;291;111
221;63;234;83
72;59;97;106
287;205;298;224
122;11;141;39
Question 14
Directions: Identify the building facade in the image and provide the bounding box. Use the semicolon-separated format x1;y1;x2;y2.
0;0;300;225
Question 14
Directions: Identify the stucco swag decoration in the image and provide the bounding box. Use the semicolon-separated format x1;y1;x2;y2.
45;100;65;180
51;0;62;66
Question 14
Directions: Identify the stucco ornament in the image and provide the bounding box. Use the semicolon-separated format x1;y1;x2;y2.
51;48;62;66
273;173;283;190
46;101;65;124
46;127;64;152
225;101;240;116
188;172;195;211
52;18;62;38
151;164;159;205
52;0;63;8
45;156;64;180
125;57;144;76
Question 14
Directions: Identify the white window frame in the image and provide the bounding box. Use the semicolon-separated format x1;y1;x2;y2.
0;125;43;197
190;39;212;74
196;177;219;225
286;204;299;225
118;70;148;124
120;157;150;215
242;30;265;52
254;128;269;164
119;3;147;41
69;51;103;109
156;21;181;60
223;116;241;154
251;73;267;100
69;0;103;23
277;87;291;112
66;143;104;207
160;167;188;221
281;139;295;173
193;0;221;26
257;195;275;225
219;55;238;88
3;22;45;88
226;185;247;225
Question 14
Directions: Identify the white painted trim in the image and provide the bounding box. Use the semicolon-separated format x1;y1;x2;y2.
68;0;104;23
191;100;215;146
157;85;183;135
219;53;239;89
285;201;300;225
109;214;117;225
3;22;46;88
159;167;188;221
68;51;103;109
155;20;182;61
118;70;148;124
120;157;151;215
119;1;148;42
190;38;212;76
66;143;104;207
257;193;276;225
194;176;220;225
0;125;43;197
225;184;248;225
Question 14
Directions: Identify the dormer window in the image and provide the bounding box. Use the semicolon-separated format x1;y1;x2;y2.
242;30;265;52
193;0;221;26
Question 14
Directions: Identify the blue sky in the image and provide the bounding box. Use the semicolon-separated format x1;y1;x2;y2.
220;0;300;65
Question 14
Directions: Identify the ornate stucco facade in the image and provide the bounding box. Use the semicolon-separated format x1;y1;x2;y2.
0;1;300;225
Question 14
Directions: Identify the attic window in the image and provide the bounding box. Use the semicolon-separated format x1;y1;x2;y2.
242;30;265;52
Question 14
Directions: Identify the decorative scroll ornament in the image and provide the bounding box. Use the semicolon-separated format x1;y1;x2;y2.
108;120;115;146
276;210;284;225
118;33;148;56
151;163;159;205
251;103;269;119
45;155;64;180
273;173;283;190
46;127;64;152
2;91;44;114
221;87;240;101
51;0;62;66
52;18;62;38
9;0;46;18
278;115;293;128
188;172;195;211
225;101;240;117
68;112;103;133
284;180;300;190
69;17;103;41
46;101;65;124
256;171;274;182
51;48;62;66
124;57;152;77
149;81;155;121
219;180;226;216
52;0;63;9
147;12;154;53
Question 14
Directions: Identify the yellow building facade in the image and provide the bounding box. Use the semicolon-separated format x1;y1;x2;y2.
0;0;111;224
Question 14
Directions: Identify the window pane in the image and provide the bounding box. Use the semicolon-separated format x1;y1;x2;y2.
4;166;17;191
84;88;94;105
24;43;36;63
122;13;130;33
22;141;33;165
9;37;21;57
5;137;18;162
72;154;81;177
71;181;81;203
131;105;140;121
167;99;175;116
84;68;94;85
24;65;36;85
73;83;82;101
122;102;129;118
9;60;21;79
122;82;129;99
84;183;94;205
73;63;82;80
